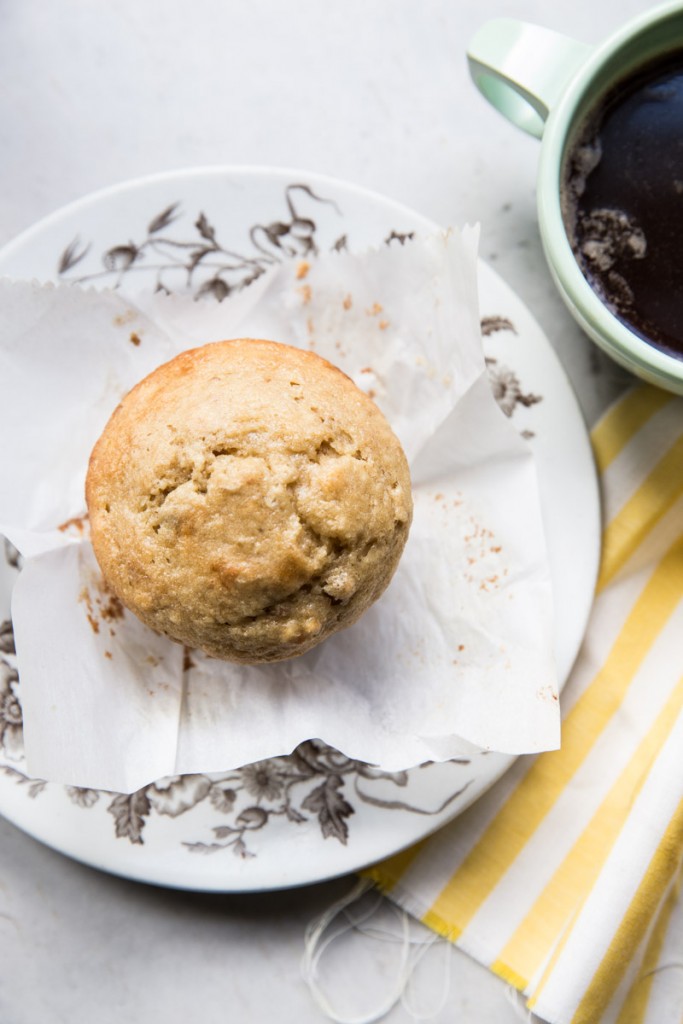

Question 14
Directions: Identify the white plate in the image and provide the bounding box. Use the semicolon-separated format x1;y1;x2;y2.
0;167;600;891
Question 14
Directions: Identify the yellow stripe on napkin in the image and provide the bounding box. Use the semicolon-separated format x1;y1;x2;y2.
591;386;674;473
614;874;680;1024
569;798;683;1024
497;673;683;988
418;536;682;948
598;435;683;591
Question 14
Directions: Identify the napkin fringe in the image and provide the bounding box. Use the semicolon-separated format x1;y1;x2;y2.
301;878;452;1023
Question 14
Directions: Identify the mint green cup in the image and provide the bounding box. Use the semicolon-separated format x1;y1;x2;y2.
467;2;683;394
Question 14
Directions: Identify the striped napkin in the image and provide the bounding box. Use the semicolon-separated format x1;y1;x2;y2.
365;385;683;1024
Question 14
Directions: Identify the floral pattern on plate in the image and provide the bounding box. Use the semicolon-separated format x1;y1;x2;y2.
56;183;541;426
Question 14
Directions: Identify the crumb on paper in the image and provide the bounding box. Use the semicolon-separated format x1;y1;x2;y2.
366;302;383;316
342;294;352;310
58;514;88;535
79;587;100;635
129;331;141;346
427;496;510;597
113;310;136;327
297;284;312;305
296;260;310;280
357;366;386;402
100;594;124;623
378;320;390;331
414;354;439;381
463;520;496;545
104;650;112;660
79;574;125;636
413;333;453;389
407;636;426;665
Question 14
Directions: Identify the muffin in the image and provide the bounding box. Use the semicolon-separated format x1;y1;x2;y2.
86;339;413;663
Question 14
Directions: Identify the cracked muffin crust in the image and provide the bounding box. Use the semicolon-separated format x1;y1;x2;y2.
86;339;413;663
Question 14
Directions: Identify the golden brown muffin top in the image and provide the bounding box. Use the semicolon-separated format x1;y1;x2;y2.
86;339;412;662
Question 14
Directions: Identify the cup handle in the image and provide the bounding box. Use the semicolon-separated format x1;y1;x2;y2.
467;19;592;139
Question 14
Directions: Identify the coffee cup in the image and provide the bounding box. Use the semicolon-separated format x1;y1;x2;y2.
467;2;683;394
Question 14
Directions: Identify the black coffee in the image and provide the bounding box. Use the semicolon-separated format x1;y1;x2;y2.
562;52;683;359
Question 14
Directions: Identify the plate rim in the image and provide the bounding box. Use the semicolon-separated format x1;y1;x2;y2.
0;163;442;265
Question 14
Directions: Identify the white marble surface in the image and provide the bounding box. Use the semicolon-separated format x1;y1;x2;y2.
0;0;653;1021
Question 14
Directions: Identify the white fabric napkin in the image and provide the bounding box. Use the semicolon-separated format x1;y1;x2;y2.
366;385;683;1024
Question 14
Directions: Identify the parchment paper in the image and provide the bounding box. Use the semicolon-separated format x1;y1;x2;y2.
0;229;560;792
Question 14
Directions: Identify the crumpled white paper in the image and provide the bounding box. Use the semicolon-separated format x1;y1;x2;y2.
0;229;560;793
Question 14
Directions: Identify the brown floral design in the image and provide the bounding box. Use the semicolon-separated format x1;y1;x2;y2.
57;182;542;424
0;659;22;761
486;359;542;418
103;743;472;855
57;184;349;298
